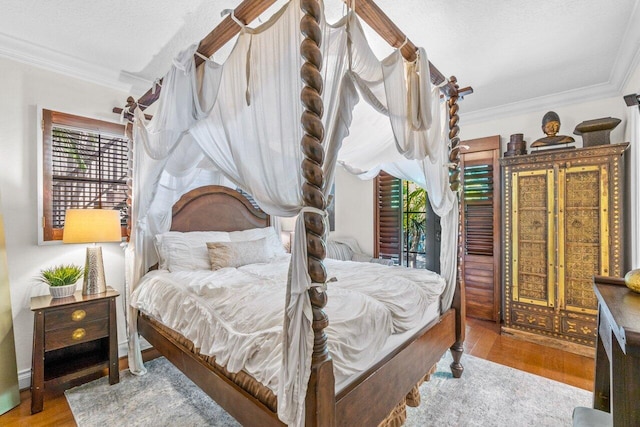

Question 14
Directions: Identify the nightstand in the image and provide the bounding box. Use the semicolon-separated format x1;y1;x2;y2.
30;287;119;414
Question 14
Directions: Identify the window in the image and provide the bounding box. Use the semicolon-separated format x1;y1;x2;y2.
41;109;129;241
375;172;440;270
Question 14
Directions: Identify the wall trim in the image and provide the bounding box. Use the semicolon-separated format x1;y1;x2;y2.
460;82;620;124
0;32;151;95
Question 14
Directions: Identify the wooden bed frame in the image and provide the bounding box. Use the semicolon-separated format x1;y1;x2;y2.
136;185;464;426
126;1;469;425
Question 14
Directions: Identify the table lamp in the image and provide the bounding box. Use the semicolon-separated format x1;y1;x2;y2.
62;209;121;295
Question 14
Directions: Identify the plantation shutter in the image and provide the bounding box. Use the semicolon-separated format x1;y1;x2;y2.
42;110;128;241
463;164;494;256
460;135;501;322
375;171;402;263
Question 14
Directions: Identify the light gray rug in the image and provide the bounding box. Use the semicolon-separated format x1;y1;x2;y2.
66;353;590;426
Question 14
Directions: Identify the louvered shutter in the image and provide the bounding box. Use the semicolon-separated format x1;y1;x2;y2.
375;172;402;263
464;164;494;256
460;135;501;322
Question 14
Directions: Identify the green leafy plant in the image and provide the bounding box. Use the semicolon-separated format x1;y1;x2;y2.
38;264;84;287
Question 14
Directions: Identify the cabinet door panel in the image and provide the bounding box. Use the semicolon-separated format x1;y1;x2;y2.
559;164;607;315
512;169;555;308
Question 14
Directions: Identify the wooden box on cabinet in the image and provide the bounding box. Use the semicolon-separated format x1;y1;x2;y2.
500;143;627;354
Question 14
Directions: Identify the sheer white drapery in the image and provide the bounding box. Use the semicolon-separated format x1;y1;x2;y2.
126;1;456;425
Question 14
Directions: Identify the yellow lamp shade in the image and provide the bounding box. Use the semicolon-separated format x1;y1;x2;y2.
63;209;121;295
62;209;121;244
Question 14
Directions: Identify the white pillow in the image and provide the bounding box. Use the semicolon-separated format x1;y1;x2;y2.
228;227;286;259
155;231;231;272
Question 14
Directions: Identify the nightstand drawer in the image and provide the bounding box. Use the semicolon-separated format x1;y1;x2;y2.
45;319;109;351
44;300;108;331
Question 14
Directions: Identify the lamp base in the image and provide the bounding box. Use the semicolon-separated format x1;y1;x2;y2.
83;246;107;295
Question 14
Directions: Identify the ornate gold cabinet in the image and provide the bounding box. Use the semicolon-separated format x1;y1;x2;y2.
501;143;627;353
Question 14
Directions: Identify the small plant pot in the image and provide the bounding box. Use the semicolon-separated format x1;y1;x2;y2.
49;283;77;299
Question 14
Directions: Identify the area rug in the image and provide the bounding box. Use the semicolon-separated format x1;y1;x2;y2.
66;353;590;426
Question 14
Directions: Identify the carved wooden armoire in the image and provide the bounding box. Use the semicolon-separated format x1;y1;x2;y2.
501;143;627;353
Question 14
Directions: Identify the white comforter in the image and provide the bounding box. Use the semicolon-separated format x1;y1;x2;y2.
131;256;445;393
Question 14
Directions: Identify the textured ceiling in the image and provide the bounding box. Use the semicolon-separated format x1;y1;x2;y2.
1;0;639;119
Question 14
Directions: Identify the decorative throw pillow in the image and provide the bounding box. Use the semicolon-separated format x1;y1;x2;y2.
207;238;272;270
326;241;354;261
228;227;287;258
155;231;231;271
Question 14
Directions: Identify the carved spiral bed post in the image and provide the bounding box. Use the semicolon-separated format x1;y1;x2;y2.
299;0;335;425
447;76;465;379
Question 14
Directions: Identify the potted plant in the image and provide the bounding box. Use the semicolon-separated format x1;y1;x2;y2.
38;264;84;298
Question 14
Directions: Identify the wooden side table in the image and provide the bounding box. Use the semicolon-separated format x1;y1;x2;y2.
30;287;119;414
592;276;640;426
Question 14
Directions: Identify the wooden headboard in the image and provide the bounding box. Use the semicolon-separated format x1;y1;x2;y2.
170;185;269;232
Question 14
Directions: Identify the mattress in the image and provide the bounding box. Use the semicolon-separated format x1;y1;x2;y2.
131;256;445;394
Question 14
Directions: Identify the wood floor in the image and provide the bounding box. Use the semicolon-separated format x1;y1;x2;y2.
0;318;595;426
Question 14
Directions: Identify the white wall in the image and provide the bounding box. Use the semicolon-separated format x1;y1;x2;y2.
0;57;129;388
332;165;374;255
461;96;627;151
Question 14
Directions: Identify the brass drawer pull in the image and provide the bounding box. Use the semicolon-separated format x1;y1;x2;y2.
71;309;86;322
71;328;86;340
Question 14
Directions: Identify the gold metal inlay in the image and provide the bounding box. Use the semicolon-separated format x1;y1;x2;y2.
600;165;609;276
71;328;86;340
71;309;86;322
557;167;565;310
547;169;556;309
512;169;553;307
512;172;519;301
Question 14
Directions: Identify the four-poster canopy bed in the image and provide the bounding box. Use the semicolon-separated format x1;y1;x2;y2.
117;0;473;425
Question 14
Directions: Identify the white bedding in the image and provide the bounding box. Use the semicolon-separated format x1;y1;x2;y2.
131;255;445;393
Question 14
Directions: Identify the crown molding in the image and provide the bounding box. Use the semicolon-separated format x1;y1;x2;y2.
612;0;640;92
0;32;152;95
460;82;620;125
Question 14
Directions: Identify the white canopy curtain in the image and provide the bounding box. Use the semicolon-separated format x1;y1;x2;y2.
125;1;456;425
625;101;640;269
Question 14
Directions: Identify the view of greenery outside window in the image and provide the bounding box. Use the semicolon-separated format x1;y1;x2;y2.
402;181;428;268
375;172;439;270
42;110;129;241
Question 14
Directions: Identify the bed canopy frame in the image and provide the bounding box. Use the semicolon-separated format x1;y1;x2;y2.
117;1;473;425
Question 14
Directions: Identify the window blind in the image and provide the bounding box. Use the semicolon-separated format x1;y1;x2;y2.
51;126;128;229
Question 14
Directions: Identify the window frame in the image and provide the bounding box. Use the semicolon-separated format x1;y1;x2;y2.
38;108;128;244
